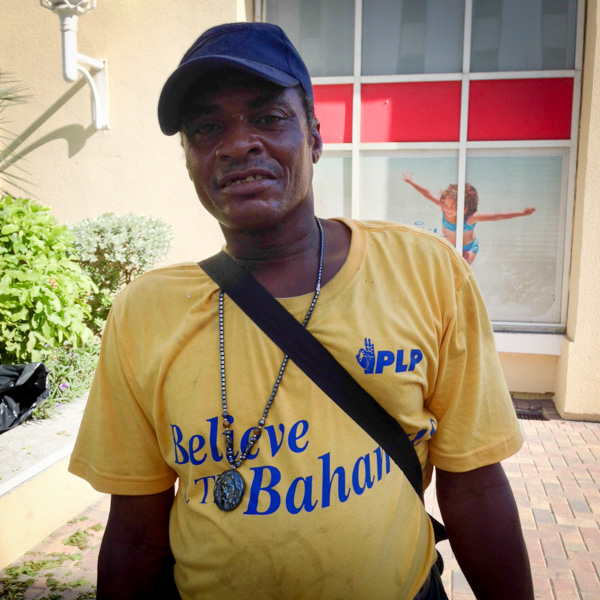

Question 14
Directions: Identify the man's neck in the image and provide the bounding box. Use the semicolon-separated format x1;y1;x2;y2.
221;217;351;298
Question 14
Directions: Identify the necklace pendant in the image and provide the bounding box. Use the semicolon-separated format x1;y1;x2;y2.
214;469;245;512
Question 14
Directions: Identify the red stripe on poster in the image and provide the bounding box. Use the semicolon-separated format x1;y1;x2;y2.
313;85;354;144
468;78;573;141
361;81;461;143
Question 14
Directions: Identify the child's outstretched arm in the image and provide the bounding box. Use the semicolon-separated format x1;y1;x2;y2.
470;207;536;222
402;171;443;207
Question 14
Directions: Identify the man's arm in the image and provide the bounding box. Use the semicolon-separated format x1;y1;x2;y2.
436;463;534;599
97;486;180;600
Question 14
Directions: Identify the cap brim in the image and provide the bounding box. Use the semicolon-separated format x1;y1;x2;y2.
158;56;300;135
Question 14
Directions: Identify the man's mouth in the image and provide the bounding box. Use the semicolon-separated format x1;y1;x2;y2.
224;174;267;188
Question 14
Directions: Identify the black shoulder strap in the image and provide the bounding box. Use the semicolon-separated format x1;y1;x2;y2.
199;251;424;499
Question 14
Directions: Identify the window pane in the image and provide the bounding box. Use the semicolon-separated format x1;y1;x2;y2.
314;156;352;218
314;84;353;143
466;149;567;323
362;0;465;75
468;78;573;140
359;150;566;324
358;153;459;228
471;0;578;72
361;82;461;142
265;0;355;76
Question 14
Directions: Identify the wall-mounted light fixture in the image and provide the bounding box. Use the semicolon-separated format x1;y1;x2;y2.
40;0;109;130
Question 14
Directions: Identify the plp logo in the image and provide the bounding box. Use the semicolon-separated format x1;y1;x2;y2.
356;338;423;375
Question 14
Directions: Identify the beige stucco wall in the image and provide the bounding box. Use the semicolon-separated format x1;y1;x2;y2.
499;353;558;395
0;457;102;569
554;0;600;420
1;1;252;264
2;2;597;415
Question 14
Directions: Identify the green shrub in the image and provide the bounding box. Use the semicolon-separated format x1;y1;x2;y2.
33;341;101;420
71;212;173;333
0;195;96;363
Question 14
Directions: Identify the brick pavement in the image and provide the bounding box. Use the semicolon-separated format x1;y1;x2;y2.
426;417;600;599
1;416;599;599
0;495;109;599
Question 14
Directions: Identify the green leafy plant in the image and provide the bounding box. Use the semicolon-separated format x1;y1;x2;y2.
62;530;91;551
71;213;173;333
32;341;101;420
0;195;96;363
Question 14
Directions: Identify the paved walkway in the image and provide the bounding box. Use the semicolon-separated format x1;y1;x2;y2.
1;414;599;599
427;415;600;599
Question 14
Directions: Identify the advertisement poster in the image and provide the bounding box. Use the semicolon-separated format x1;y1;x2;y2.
357;149;566;323
465;150;566;323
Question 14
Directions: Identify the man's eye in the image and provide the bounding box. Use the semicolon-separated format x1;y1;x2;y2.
256;114;284;125
185;121;220;136
196;122;220;134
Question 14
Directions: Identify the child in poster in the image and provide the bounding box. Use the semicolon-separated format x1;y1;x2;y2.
402;171;536;264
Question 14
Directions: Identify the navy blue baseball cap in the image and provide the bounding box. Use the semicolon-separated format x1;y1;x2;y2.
158;22;313;136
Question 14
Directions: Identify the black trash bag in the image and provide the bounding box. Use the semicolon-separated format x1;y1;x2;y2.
0;363;50;434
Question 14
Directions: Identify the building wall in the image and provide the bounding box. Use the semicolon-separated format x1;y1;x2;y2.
0;458;102;569
499;353;558;396
1;1;598;418
555;0;600;419
0;1;252;264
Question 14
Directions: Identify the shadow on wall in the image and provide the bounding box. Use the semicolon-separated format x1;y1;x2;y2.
0;77;96;185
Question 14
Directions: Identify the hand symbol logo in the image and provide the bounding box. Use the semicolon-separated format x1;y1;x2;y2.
356;338;375;374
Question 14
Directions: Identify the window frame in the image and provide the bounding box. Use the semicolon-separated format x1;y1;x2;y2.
258;0;585;338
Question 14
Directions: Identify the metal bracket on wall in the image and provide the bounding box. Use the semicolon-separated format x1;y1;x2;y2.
40;0;109;130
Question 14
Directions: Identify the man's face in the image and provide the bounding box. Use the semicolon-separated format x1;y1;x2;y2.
180;73;322;232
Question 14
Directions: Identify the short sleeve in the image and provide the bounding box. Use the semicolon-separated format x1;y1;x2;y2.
69;298;177;495
426;270;523;472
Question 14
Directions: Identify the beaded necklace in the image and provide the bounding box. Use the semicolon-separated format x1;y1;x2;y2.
213;218;325;511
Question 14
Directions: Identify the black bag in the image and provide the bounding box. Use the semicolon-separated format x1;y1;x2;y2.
0;363;50;433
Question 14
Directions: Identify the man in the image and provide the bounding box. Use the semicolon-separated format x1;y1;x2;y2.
69;22;534;600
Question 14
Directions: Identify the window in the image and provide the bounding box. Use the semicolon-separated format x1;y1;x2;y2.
262;0;582;331
263;0;355;76
362;0;465;75
470;0;578;72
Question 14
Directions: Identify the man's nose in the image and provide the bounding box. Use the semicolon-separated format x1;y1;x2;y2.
216;120;263;160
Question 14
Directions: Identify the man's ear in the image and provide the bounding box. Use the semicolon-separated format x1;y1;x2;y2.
311;120;323;164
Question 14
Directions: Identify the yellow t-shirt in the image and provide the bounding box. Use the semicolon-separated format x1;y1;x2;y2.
69;219;523;600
